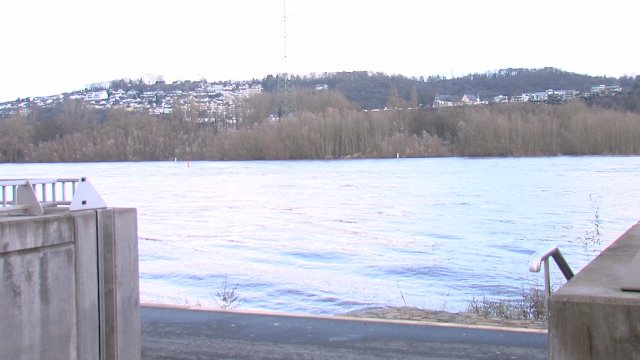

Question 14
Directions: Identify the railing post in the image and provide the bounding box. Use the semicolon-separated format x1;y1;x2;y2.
544;258;551;316
544;258;550;297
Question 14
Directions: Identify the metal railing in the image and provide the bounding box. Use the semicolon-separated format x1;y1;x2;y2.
0;178;105;215
529;245;574;302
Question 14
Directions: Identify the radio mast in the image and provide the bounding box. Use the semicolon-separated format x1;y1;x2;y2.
277;0;294;117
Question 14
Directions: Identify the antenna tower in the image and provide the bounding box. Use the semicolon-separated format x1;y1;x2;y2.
277;0;294;117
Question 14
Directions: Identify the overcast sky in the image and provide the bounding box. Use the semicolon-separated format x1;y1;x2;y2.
1;0;638;102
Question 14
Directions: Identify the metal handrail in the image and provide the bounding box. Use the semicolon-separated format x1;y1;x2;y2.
0;177;105;215
1;178;79;213
529;245;574;303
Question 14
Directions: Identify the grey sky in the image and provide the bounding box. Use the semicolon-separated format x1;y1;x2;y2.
1;0;638;102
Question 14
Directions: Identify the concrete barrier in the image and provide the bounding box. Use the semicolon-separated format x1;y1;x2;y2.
549;222;640;359
0;208;140;360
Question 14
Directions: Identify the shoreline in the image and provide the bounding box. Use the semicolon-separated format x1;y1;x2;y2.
141;302;548;332
342;306;547;331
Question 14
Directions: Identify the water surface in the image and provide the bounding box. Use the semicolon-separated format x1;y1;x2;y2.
2;157;639;314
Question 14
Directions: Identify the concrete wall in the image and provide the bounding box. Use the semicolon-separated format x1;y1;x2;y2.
0;208;140;360
549;222;640;360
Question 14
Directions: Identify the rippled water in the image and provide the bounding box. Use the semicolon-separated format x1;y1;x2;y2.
2;157;640;314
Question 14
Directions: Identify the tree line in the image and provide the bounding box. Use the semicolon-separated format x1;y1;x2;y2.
2;89;640;163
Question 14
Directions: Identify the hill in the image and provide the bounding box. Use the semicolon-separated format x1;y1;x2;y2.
262;68;626;110
1;68;639;162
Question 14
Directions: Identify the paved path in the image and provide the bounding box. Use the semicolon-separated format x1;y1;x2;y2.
141;305;548;360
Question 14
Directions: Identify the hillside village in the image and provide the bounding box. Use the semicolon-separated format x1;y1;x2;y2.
0;80;262;128
0;75;625;123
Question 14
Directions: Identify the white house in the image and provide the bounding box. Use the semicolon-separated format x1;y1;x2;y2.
85;90;108;102
493;95;509;103
461;94;481;105
433;94;456;108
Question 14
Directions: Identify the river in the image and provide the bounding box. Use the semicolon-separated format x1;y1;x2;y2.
2;156;639;314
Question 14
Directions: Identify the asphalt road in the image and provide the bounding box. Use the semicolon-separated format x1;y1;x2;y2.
141;305;548;360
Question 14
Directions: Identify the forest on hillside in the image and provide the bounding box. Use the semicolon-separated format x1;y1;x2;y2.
263;68;630;110
2;80;640;162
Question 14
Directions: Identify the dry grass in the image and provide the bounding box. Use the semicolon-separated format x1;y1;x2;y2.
213;275;242;309
466;286;547;322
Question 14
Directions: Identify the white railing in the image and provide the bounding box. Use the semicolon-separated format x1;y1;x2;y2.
0;177;106;216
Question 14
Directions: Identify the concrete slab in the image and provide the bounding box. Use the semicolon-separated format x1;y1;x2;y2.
0;214;74;253
0;215;78;359
549;222;640;359
98;208;140;360
74;210;100;359
0;209;140;360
